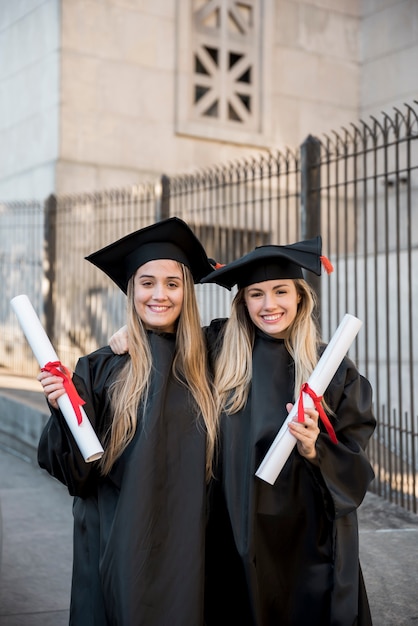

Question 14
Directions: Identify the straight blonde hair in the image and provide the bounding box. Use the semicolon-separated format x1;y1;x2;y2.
214;279;321;415
100;263;218;480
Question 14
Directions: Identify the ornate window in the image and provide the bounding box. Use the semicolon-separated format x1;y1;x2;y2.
176;0;272;147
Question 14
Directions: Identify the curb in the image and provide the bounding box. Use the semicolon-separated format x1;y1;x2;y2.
0;386;49;464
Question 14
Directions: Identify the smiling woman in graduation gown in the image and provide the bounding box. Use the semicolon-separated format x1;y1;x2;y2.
37;218;218;626
202;238;376;626
39;336;207;625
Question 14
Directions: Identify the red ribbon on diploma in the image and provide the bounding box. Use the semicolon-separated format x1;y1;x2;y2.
297;382;338;444
41;361;86;425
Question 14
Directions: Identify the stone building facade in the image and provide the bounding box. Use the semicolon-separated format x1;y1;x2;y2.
1;0;417;200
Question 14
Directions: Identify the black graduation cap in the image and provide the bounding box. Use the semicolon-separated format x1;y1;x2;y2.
200;235;333;290
85;217;215;294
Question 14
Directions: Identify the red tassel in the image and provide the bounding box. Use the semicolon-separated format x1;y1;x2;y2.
320;255;334;274
208;258;226;270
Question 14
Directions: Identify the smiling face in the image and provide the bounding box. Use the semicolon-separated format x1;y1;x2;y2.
244;278;301;338
133;259;184;333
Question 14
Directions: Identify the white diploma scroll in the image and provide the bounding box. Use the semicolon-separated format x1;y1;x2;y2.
255;313;363;485
10;294;104;462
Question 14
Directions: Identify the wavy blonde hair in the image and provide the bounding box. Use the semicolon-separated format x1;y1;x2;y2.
214;279;321;414
100;263;218;481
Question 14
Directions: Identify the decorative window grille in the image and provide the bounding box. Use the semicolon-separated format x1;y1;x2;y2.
192;0;259;128
176;0;272;147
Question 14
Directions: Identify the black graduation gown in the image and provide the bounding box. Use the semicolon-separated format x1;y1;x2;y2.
204;320;376;626
38;332;207;626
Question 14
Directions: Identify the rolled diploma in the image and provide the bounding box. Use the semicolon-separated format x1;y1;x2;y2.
10;294;104;462
255;313;362;485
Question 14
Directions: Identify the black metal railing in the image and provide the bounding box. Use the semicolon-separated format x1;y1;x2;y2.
1;101;417;513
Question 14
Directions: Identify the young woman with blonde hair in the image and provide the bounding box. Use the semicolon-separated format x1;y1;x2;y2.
201;237;376;626
37;217;218;626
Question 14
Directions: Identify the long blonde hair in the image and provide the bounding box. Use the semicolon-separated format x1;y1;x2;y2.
214;278;320;414
100;263;218;481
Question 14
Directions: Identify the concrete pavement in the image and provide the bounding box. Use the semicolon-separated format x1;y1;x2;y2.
0;370;417;625
0;447;72;626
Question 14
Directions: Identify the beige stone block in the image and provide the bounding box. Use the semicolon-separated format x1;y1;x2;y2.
98;64;174;121
61;1;117;57
299;4;358;60
317;57;359;105
62;52;174;121
275;1;359;59
296;0;359;16
361;45;418;110
60;109;111;164
273;48;358;107
194;141;266;169
271;93;359;148
62;0;175;70
55;159;151;195
274;1;300;47
110;9;174;69
270;95;301;148
61;105;178;172
90;0;173;19
116;119;175;169
362;0;418;60
61;54;100;112
94;165;158;190
298;100;359;141
136;69;174;122
167;136;266;176
56;160;99;195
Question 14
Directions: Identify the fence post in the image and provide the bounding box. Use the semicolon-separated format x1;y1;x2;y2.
155;174;170;221
43;194;57;345
300;134;321;302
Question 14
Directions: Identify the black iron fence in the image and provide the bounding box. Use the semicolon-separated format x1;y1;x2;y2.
1;101;417;513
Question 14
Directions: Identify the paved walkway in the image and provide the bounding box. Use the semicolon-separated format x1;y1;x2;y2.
0;370;417;625
0;447;72;626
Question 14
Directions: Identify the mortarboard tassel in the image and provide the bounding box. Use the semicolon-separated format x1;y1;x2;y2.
320;255;334;274
209;258;226;270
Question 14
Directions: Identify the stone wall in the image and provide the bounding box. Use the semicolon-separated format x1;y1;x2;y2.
0;0;416;200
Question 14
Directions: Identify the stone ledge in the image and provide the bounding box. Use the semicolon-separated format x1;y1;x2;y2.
0;394;49;464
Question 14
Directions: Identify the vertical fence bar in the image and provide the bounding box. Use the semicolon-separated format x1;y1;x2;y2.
411;409;417;513
300;134;322;312
322;135;332;339
159;174;170;221
43;194;57;346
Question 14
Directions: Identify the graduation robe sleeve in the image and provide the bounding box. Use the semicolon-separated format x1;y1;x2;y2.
37;347;129;496
317;352;376;516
